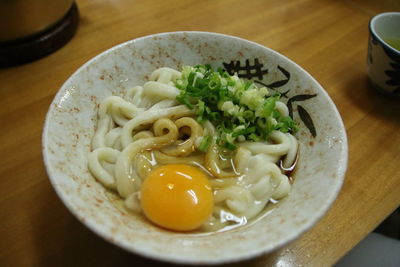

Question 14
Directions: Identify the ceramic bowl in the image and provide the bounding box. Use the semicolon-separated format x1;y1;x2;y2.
42;31;348;264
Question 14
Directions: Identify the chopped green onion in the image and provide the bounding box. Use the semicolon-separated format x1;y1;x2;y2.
174;65;298;150
198;135;212;152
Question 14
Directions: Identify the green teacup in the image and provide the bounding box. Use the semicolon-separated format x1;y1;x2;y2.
367;12;400;96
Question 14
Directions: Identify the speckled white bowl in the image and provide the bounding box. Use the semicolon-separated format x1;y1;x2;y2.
42;31;348;264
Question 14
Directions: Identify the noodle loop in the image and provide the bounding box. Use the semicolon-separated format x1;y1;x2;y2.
88;67;299;232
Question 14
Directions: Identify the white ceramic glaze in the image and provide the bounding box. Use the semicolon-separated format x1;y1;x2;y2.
42;32;348;264
367;12;400;95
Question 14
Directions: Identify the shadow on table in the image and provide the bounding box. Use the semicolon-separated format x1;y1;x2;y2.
344;73;400;125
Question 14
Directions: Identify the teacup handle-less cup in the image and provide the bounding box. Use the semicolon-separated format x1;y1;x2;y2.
367;12;400;96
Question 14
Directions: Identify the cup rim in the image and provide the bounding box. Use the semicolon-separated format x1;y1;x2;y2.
369;12;400;55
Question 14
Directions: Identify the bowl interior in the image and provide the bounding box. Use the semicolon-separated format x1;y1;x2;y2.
42;32;347;264
371;12;400;39
370;12;400;53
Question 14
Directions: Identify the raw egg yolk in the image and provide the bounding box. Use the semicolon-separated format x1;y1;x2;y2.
140;164;214;231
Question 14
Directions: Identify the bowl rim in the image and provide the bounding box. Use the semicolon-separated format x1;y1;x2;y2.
369;12;400;55
42;31;348;264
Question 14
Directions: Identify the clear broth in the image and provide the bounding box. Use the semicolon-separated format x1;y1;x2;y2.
106;150;298;234
384;38;400;51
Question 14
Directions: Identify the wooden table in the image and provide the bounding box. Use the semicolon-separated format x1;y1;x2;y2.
1;0;399;266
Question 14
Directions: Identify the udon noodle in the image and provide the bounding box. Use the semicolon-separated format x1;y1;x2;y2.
88;67;298;232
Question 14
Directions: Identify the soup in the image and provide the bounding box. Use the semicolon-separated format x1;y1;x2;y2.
88;65;299;232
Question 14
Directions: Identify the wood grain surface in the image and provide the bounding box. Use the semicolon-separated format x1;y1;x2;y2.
1;0;399;266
